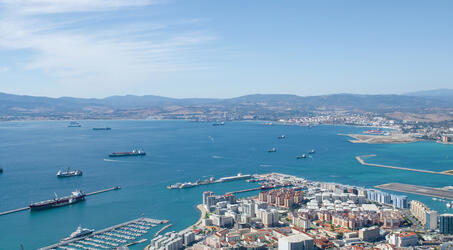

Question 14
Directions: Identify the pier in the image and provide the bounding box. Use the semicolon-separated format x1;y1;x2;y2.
375;183;453;199
226;187;263;194
0;186;121;217
355;155;453;176
226;184;293;195
40;217;167;250
155;224;172;237
86;186;121;196
0;207;29;216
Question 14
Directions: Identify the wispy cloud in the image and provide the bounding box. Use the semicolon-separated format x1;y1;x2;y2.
0;66;9;72
0;0;215;96
0;0;161;14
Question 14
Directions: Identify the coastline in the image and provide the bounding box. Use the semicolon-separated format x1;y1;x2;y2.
185;204;206;231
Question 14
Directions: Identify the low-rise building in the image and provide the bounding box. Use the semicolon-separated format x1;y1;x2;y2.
359;226;380;242
388;232;418;247
278;233;314;250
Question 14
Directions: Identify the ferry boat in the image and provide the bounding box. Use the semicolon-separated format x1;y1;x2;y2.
109;149;146;157
93;127;111;130
278;135;285;139
57;168;82;177
296;154;307;159
29;190;86;211
61;226;94;242
268;147;277;153
68;121;82;127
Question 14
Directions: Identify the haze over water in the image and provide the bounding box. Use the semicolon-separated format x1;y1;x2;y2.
1;120;453;249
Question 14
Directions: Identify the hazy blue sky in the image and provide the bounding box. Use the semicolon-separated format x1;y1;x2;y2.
0;0;452;98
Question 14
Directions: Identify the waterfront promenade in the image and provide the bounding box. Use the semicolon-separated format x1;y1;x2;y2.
356;155;453;176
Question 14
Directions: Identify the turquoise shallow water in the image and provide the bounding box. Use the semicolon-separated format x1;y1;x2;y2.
0;120;453;249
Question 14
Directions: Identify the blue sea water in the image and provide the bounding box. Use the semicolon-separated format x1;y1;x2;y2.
0;120;453;249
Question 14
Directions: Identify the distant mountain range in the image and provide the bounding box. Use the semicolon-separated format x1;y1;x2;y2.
1;90;453;121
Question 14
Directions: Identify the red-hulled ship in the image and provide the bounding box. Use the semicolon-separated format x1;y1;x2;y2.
29;190;85;211
109;149;146;157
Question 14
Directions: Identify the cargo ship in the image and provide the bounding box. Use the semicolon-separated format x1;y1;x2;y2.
57;168;82;177
109;149;146;157
93;127;111;130
29;190;85;211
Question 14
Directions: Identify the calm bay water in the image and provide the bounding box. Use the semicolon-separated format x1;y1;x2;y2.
0;120;453;249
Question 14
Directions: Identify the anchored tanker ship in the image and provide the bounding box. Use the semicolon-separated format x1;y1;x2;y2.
29;190;85;211
109;149;146;157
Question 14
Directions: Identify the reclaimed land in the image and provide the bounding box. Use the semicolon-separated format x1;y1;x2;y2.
356;155;453;176
375;183;453;199
342;133;419;144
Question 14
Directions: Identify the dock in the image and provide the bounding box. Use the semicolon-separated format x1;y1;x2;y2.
226;187;263;194
0;186;120;217
40;217;167;250
155;224;172;237
0;207;29;216
86;186;121;196
375;183;453;200
356;155;453;176
226;184;293;195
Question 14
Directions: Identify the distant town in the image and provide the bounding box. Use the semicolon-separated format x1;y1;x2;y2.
1;92;453;144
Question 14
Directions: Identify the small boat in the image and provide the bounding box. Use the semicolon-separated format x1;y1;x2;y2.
92;127;111;130
268;148;277;153
296;154;307;159
447;203;451;208
0;168;3;173
68;121;82;127
61;226;94;242
308;149;315;154
213;122;225;126
278;135;285;139
432;198;438;201
57;168;82;177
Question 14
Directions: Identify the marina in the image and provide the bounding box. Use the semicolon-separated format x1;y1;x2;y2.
375;183;453;200
39;217;167;250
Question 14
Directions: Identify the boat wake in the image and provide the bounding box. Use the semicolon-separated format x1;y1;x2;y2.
104;158;118;162
208;136;215;143
212;155;223;159
260;164;272;167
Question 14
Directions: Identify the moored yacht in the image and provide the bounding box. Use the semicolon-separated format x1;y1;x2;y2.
61;226;94;242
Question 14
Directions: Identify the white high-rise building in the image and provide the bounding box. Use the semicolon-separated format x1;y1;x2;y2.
278;234;314;250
